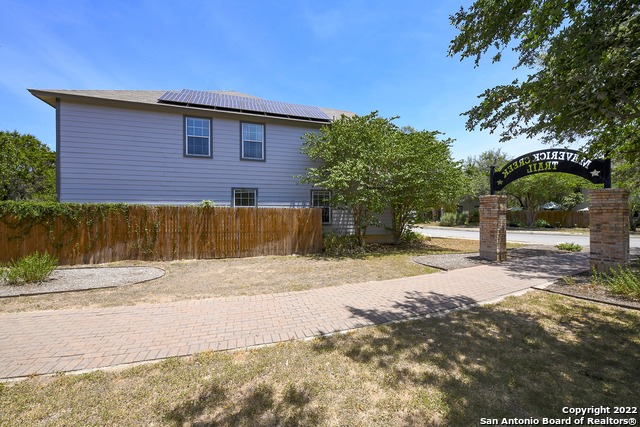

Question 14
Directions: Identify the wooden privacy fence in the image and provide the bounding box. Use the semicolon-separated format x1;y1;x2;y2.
0;206;322;265
507;210;589;228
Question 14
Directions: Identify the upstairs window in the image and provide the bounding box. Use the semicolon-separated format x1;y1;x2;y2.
185;117;211;157
233;188;257;207
311;190;332;224
241;122;265;160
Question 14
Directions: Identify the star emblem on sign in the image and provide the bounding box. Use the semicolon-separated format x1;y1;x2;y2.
497;180;503;185
590;169;600;177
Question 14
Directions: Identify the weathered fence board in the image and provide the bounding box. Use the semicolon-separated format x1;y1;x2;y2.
0;207;322;265
507;210;589;228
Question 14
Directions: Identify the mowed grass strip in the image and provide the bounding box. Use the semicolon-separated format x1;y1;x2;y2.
2;292;638;427
0;238;488;313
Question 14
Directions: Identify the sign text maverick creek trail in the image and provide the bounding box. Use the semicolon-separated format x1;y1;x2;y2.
490;149;611;194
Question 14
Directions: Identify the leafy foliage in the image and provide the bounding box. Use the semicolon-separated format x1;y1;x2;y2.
508;218;526;227
501;173;586;226
612;156;640;229
556;242;583;252
448;0;640;162
534;219;551;228
461;148;511;203
592;260;640;300
1;251;58;285
299;112;394;245
560;192;585;210
321;231;363;256
384;129;466;243
440;212;469;227
0;201;161;255
0;131;56;201
300;112;466;245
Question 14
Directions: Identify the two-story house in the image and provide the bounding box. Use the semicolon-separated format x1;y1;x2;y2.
28;89;393;241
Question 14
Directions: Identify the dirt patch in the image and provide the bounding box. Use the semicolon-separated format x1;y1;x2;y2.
0;238;478;313
543;271;640;310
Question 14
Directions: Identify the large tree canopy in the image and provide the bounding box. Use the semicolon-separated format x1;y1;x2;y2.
461;148;511;204
299;112;465;244
612;156;640;229
384;129;466;244
0;131;56;201
448;0;640;161
502;173;586;227
299;112;395;245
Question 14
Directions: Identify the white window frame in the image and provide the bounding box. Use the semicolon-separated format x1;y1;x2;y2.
311;190;332;224
240;122;265;161
185;116;212;157
232;188;258;207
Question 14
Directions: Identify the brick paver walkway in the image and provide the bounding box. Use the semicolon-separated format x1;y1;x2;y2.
0;252;590;380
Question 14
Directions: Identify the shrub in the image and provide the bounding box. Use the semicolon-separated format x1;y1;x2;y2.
440;212;468;227
469;209;480;223
555;242;582;252
592;261;640;300
322;232;362;256
439;213;456;226
508;218;526;227
1;251;58;285
534;219;551;228
401;229;422;243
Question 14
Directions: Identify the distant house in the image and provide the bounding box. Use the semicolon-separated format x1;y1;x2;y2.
29;89;393;240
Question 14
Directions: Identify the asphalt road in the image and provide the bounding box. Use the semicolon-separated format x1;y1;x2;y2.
414;226;640;248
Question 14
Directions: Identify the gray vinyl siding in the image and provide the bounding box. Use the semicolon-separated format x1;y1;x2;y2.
325;209;392;236
57;99;392;235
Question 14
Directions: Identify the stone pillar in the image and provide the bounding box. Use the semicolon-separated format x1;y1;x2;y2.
480;195;507;261
590;188;630;273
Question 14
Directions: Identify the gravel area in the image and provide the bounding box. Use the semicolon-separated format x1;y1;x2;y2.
0;267;165;298
413;244;576;270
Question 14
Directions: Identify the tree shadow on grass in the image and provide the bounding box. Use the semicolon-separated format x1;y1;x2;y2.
312;292;640;425
164;381;325;427
347;290;479;328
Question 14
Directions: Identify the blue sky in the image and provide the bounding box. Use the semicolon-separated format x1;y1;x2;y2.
1;0;559;162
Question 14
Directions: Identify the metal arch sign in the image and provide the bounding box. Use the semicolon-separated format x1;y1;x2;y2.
490;149;611;194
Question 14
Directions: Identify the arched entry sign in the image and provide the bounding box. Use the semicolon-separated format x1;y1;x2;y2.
480;148;627;273
490;149;611;194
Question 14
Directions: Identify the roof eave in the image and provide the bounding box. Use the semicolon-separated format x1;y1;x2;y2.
27;89;336;125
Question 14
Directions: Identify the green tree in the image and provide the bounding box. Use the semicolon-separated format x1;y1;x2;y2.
0;131;56;201
299;112;396;245
448;0;640;161
501;173;586;227
384;130;466;244
461;148;511;204
612;156;640;229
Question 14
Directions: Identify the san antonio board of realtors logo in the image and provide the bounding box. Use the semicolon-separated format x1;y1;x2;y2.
491;149;611;193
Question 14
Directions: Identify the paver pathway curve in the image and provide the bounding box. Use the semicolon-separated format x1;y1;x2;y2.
1;252;590;380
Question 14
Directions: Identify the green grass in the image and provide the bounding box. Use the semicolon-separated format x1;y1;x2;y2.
1;251;58;285
1;292;638;426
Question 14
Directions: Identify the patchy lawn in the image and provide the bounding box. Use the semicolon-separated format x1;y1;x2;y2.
0;238;489;313
1;292;638;426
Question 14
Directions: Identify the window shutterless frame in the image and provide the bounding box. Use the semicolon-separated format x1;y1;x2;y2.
239;122;266;161
184;115;213;158
311;190;332;224
232;188;258;207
